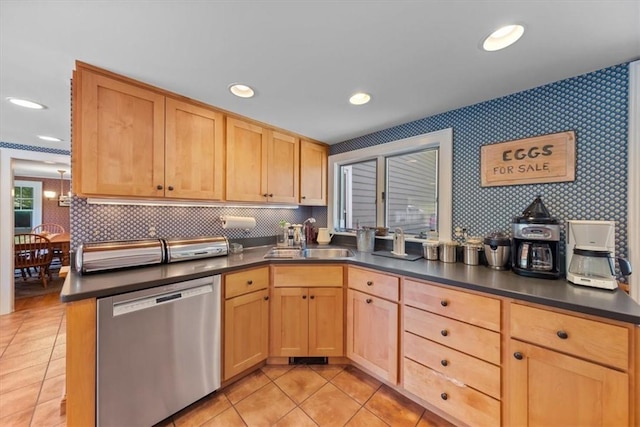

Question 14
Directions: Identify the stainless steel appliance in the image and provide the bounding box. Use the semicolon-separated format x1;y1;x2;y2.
76;236;229;273
484;231;511;270
75;239;165;273
511;196;561;279
165;236;229;262
97;275;221;427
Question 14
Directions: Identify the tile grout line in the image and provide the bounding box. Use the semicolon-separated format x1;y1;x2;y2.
267;366;325;426
28;310;65;427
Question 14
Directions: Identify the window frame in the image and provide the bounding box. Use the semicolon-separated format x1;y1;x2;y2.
328;128;453;242
13;180;43;232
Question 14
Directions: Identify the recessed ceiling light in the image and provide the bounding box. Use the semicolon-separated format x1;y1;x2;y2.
38;135;63;142
349;92;371;105
482;24;525;51
229;84;255;98
6;97;46;109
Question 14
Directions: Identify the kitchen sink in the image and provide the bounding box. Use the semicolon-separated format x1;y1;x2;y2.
263;247;303;259
301;248;354;259
263;247;354;259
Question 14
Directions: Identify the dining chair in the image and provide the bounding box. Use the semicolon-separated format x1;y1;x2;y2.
32;223;65;264
31;223;66;235
14;234;54;288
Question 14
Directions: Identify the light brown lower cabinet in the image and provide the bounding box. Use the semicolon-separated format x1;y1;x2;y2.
224;289;269;380
507;339;629;426
270;287;343;357
223;267;270;380
346;288;399;384
404;357;501;427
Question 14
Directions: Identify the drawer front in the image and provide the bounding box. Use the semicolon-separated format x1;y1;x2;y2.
272;265;343;287
348;266;399;301
404;332;500;399
510;303;629;370
404;358;500;427
225;266;269;299
404;306;500;365
404;279;501;331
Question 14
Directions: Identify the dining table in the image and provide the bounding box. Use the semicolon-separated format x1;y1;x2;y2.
14;232;71;267
47;232;71;266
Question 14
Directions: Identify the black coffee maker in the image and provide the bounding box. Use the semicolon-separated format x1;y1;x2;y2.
511;196;561;279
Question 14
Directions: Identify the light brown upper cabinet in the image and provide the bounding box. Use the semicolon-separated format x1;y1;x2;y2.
226;117;299;203
74;68;165;198
73;65;224;200
165;98;224;200
300;140;328;206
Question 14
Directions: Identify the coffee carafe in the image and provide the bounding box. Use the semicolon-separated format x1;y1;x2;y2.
512;196;561;279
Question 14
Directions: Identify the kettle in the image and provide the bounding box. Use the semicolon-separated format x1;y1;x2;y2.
567;249;632;290
317;228;333;245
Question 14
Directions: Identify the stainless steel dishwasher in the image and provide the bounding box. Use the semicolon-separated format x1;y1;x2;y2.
97;275;221;427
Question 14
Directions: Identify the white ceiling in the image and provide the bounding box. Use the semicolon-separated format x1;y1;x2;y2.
1;0;639;153
12;159;71;180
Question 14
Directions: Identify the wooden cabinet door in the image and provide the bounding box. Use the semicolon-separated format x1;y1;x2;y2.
226;118;267;202
507;339;628;426
300;140;327;205
270;288;309;357
165;98;224;200
308;287;343;357
76;69;165;197
224;289;269;380
267;131;299;203
346;289;398;384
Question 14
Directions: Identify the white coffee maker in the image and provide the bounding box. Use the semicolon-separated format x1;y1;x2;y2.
566;220;617;289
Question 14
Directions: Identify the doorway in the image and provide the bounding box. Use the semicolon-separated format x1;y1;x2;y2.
1;148;71;315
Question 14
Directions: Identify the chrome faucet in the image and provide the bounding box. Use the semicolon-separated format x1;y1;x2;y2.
301;218;316;250
392;227;406;256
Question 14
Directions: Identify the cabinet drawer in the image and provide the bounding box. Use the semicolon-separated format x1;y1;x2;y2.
404;332;500;399
404;279;500;332
510;303;629;370
348;266;399;301
272;265;343;287
225;267;269;299
404;358;500;427
404;306;500;365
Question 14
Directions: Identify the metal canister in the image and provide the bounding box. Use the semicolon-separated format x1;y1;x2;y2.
422;241;439;260
440;241;458;263
463;243;482;266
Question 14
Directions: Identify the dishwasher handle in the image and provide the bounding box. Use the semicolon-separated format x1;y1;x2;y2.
112;284;213;317
156;293;182;304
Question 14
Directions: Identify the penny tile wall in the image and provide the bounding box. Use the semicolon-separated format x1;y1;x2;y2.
330;63;630;259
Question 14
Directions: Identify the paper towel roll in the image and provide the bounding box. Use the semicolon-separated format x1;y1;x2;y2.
221;216;257;230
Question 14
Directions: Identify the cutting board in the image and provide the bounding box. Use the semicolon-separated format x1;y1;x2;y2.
372;251;423;261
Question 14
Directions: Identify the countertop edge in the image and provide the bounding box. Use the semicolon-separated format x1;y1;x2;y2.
60;247;640;324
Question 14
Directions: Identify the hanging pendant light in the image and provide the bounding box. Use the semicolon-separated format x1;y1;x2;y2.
57;170;71;207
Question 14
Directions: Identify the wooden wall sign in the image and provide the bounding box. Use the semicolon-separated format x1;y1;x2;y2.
480;131;576;187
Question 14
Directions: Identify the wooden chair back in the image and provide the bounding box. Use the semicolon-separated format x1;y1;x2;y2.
32;223;65;235
14;234;54;287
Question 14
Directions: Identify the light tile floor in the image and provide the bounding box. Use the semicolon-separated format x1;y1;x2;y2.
1;294;456;427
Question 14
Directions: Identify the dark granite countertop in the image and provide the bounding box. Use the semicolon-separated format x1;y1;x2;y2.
61;245;640;324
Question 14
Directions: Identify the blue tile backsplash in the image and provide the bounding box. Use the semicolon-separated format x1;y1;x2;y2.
330;63;630;259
